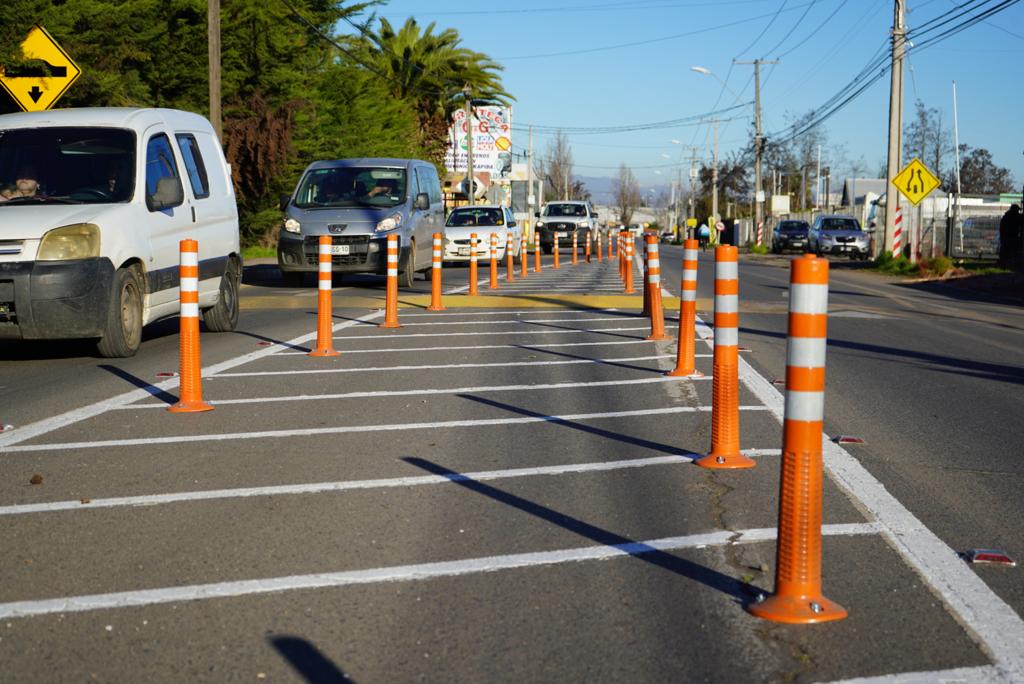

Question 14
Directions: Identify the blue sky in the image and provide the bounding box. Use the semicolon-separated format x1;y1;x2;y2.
368;0;1024;193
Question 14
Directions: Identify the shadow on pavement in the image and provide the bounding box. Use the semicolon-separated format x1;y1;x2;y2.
740;325;1024;386
514;343;671;374
403;456;747;603
270;635;355;684
98;364;179;405
232;329;311;353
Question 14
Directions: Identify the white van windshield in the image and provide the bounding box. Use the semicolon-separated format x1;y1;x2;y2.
294;167;407;209
543;203;587;217
0;127;135;205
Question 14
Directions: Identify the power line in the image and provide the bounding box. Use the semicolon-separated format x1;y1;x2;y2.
734;0;790;58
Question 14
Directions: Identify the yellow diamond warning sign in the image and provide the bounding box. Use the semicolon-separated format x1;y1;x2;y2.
892;158;941;206
0;25;81;112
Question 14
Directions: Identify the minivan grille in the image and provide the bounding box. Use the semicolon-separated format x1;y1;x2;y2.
303;235;371;266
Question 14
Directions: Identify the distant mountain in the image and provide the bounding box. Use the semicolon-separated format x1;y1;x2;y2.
576;175;676;208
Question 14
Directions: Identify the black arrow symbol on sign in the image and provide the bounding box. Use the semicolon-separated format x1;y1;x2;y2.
27;86;43;103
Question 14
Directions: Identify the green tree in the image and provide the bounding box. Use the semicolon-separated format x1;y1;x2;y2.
948;145;1015;195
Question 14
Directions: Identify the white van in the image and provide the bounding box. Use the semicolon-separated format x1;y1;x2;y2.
0;108;241;357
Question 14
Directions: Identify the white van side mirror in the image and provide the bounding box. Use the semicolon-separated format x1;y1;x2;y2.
414;192;430;210
147;176;184;211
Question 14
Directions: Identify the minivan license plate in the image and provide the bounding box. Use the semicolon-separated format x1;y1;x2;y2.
458;247;470;256
331;245;350;255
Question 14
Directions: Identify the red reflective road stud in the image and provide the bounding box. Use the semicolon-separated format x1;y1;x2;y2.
308;235;341;357
585;231;592;263
623;233;636;294
520;232;528;278
534;235;542;273
695;245;755;469
964;549;1016;567
833;435;866;444
489;233;500;289
645;235;669;341
379;235;401;328
667;239;703;377
427;232;446;311
506;230;515;282
749;254;846;624
572;231;579;265
168;239;214;412
468;233;479;296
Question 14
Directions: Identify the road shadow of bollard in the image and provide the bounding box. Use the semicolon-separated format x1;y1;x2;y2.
98;364;179;406
403;456;748;603
270;635;355;684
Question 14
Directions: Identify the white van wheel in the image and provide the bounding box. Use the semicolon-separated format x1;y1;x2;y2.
96;266;143;358
203;258;240;332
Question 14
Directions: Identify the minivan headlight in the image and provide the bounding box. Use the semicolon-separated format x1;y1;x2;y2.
376;213;403;232
536;221;545;228
37;223;100;261
579;221;589;228
283;218;301;234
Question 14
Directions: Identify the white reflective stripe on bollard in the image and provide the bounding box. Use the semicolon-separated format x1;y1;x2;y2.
716;261;738;280
789;284;829;314
784;390;825;422
786;337;827;368
714;294;738;314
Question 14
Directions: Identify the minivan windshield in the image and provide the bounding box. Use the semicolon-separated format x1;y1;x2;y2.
543;203;587;217
0;127;135;205
778;221;809;231
294;167;407;209
820;217;861;231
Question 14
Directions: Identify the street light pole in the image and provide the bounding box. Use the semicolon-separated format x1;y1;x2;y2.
712;118;719;224
734;59;777;242
463;85;474;207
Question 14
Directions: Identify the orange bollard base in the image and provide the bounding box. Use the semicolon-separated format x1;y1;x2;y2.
666;366;704;378
427;302;447;312
308;347;341;357
747;593;848;625
694;451;757;469
379;321;401;329
168;400;214;413
646;332;672;341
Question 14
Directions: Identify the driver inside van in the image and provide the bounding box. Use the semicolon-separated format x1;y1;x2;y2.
1;166;41;200
366;178;397;198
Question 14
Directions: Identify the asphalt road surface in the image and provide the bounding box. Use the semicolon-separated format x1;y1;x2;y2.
0;245;1021;682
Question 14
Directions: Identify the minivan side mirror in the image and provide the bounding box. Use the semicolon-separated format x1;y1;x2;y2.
279;194;291;211
414;192;430;210
534;211;540;218
147;176;184;211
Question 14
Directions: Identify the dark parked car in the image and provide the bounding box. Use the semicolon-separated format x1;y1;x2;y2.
771;220;810;253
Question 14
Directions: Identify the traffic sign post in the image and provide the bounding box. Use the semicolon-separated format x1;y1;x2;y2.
891;159;941;262
0;25;81;111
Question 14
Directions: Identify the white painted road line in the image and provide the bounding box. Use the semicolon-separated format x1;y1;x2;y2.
0;523;880;620
397;309;622;318
273;340;709;357
332;326;650;340
693;316;1024;682
824;665;1000;684
0;313;384;450
0;405;773;453
0;451;779;516
389;316;640;327
211;354;676;378
122;375;701;409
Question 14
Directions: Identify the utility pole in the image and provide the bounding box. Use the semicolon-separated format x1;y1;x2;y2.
564;168;570;201
815;144;821;209
884;0;906;254
734;58;778;239
527;127;535;236
208;0;222;141
712;118;719;224
463;85;474;206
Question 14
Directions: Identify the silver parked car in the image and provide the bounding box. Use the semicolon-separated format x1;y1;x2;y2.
443;205;521;263
277;158;444;287
808;214;871;260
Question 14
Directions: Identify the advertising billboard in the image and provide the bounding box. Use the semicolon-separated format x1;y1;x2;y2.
444;106;513;181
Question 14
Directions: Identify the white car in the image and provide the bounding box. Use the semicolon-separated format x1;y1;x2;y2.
443;205;521;263
0;107;241;357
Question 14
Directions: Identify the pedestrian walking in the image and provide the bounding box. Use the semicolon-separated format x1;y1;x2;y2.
999;204;1021;268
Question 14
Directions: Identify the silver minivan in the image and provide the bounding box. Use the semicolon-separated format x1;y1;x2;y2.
277;158;444;287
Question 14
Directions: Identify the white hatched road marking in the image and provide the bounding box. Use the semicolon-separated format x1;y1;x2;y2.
272;339;707;357
332;326;650;340
0;451;783;517
0;523;879;620
0;405;773;453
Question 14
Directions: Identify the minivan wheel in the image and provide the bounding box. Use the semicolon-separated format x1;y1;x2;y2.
96;265;143;358
399;241;415;288
203;258;240;332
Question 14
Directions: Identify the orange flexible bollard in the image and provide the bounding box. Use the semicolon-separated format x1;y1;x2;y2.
748;254;847;624
379;235;401;329
667;239;703;377
641;236;651;316
520;232;528;278
585;231;592;263
427;232;446;311
572;231;578;265
596;230;603;261
489;233;499;289
468;233;479;296
308;235;341;357
610;230;617;261
618;232;624;279
168;239;214;412
623;233;636;294
553;231;561;269
506;230;515;282
645;235;669;340
695;245;755;469
534;237;542;273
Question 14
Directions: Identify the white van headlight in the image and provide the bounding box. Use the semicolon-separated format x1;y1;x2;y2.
376;213;403;232
283;218;301;234
536;221;545;228
37;223;100;261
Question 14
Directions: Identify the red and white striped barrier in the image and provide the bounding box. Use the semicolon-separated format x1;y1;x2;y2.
892;205;903;256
